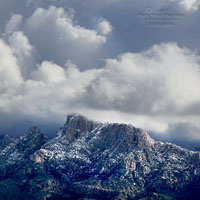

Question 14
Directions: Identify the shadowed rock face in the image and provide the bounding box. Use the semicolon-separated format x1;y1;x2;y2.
62;114;97;143
0;114;200;200
16;126;49;157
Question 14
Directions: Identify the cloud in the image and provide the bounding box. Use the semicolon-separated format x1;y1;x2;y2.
85;43;200;116
168;122;200;143
0;41;200;145
0;39;23;94
96;19;112;35
24;6;109;68
149;122;200;149
1;5;113;69
31;61;66;83
7;31;36;79
169;0;200;11
4;14;23;35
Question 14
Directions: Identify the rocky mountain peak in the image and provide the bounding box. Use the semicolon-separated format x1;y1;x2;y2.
16;126;49;157
61;114;154;151
25;126;41;137
61;113;98;142
64;113;96;129
102;123;154;147
1;115;200;200
22;126;48;147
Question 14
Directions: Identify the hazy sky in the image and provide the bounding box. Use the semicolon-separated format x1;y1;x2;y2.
0;0;200;148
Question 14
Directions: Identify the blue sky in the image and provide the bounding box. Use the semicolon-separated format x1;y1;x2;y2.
0;0;200;148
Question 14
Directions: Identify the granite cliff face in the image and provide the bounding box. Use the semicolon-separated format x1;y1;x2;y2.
0;114;200;200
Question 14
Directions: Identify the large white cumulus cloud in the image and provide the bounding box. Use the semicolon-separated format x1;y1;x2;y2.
24;6;108;68
0;39;23;94
0;40;200;143
7;31;36;78
4;14;23;35
0;4;111;123
1;6;112;70
86;43;200;115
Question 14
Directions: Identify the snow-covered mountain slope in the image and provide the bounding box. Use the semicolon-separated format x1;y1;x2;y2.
0;114;200;199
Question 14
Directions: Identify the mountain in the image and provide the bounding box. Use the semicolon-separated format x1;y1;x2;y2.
0;114;200;200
